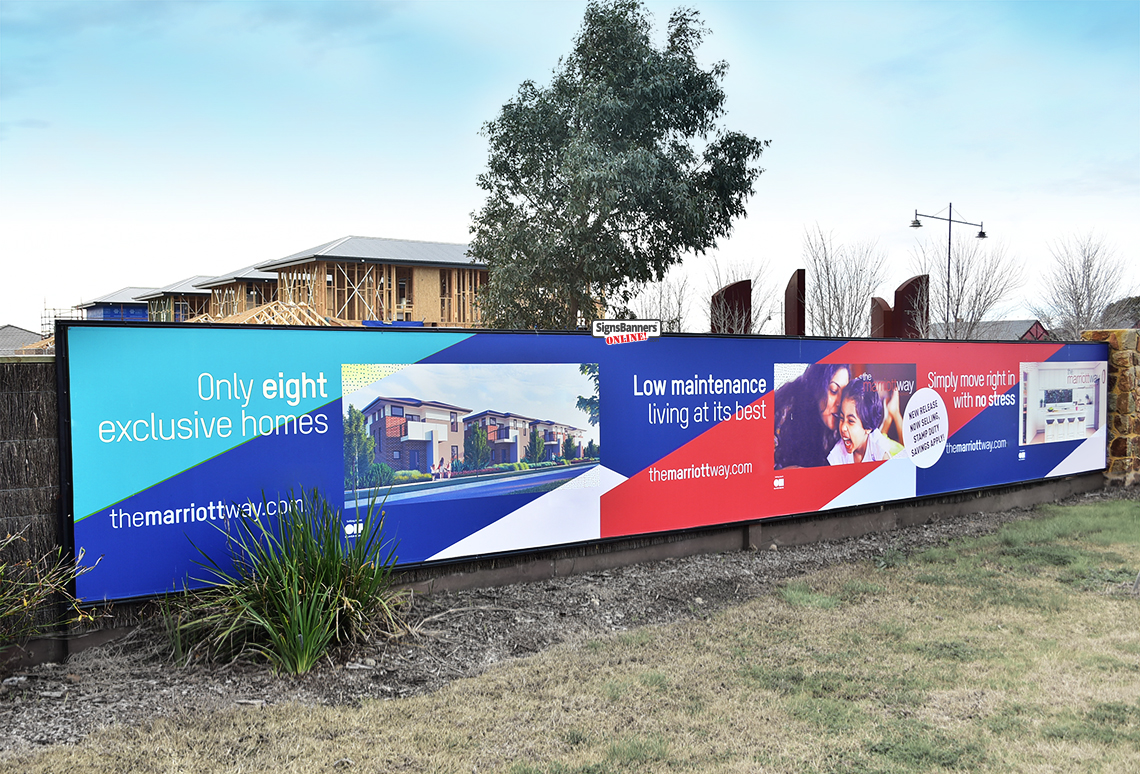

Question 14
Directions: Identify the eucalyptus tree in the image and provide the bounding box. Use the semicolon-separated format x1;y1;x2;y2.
470;0;767;329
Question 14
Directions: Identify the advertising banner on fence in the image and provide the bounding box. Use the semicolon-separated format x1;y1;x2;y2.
60;323;1108;601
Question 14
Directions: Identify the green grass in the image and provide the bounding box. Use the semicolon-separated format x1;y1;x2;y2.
865;721;986;770
779;581;840;609
1041;701;1140;745
10;496;1139;773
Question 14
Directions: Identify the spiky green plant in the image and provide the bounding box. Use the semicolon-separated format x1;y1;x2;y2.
174;488;405;674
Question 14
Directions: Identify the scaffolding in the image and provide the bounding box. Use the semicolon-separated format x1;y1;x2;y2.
41;306;84;338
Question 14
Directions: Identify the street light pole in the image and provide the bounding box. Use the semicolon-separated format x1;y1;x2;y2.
909;204;987;338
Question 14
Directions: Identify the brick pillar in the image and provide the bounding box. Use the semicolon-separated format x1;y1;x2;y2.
1082;328;1139;486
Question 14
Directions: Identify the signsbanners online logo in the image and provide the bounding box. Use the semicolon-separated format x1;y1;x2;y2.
591;319;661;345
773;476;785;490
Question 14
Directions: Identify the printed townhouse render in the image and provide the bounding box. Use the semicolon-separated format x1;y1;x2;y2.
465;410;583;465
360;398;586;474
362;397;471;474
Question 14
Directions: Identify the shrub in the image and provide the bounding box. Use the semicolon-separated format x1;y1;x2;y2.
345;462;396;491
1;530;98;649
171;488;406;674
367;462;396;487
392;470;431;483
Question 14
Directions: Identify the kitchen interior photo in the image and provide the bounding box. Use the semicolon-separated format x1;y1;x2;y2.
1019;361;1107;446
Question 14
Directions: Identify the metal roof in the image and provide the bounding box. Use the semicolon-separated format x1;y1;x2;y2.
135;276;215;300
361;396;473;415
930;319;1046;341
75;287;157;308
0;324;42;353
195;262;278;289
259;236;478;271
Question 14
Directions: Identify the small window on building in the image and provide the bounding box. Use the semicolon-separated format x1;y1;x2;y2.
451;445;459;460
391;405;404;417
392;450;400;459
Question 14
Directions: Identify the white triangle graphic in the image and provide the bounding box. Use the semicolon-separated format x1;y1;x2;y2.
821;454;917;511
428;465;627;560
1048;426;1107;478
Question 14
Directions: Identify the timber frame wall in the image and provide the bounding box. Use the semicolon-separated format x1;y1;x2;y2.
209;280;277;319
148;295;210;323
276;259;484;326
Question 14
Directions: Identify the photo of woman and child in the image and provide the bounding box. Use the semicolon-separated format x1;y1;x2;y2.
773;363;912;469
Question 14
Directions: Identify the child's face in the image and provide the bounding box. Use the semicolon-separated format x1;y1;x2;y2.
838;397;870;458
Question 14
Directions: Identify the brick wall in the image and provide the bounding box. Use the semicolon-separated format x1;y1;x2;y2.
0;360;65;654
0;361;61;567
1082;328;1139;486
377;416;430;472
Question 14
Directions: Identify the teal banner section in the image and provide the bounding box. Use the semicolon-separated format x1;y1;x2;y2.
68;326;471;520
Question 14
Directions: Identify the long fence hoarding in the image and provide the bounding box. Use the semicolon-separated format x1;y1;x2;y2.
59;322;1109;602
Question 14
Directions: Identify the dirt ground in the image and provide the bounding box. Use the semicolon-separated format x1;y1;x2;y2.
2;486;1136;755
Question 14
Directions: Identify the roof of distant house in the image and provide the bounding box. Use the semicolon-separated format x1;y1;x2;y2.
930;319;1048;341
75;287;157;309
135;276;215;301
259;236;476;271
0;324;42;352
195;263;278;289
1104;296;1140;329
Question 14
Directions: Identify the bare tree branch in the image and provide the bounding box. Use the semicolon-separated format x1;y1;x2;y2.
802;225;887;338
910;236;1023;339
1027;233;1129;340
623;268;692;332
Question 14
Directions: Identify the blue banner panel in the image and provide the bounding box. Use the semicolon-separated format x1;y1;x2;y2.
60;323;1108;602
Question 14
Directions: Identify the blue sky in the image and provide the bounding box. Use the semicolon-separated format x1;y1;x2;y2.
2;0;1137;334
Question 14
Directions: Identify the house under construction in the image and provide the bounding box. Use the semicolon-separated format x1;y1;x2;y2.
257;236;485;327
136;277;213;322
196;263;279;319
27;235;488;343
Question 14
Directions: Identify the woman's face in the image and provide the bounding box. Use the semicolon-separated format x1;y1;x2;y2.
820;368;850;431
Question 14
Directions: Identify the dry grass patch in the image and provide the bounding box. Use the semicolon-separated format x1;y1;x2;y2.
7;498;1138;773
